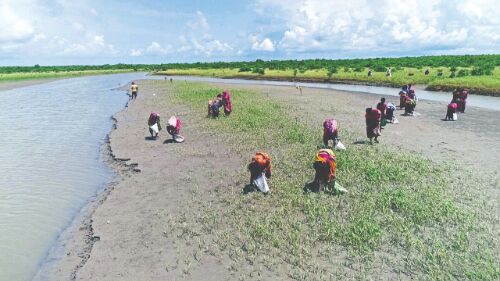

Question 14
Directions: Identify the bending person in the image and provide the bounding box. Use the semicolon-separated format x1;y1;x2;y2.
313;148;336;192
248;152;272;193
365;108;381;143
147;112;161;139
323;119;339;147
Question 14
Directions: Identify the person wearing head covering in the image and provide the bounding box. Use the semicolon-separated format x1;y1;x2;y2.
323;119;339;147
313;148;336;192
166;116;182;139
445;102;458;121
248;152;272;193
386;102;396;123
147;112;161;138
365;108;381;143
221;90;232;116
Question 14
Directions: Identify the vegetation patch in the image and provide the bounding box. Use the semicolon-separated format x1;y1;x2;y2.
163;82;498;280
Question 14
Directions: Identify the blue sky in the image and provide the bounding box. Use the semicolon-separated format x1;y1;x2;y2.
0;0;499;66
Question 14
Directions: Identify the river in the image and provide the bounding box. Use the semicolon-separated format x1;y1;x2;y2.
0;73;146;281
151;75;500;111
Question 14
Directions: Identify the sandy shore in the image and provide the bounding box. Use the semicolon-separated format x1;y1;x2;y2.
35;79;499;280
0;78;64;91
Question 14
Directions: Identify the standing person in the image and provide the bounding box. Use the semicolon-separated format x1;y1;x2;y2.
365;108;381;143
221;90;232;116
368;69;373;77
323;119;339;147
459;89;469;113
130;82;138;99
248;152;272;193
313;148;336;192
377;98;388;120
147;112;161;139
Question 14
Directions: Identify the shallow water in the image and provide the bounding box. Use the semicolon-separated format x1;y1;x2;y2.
152;75;500;111
0;73;146;281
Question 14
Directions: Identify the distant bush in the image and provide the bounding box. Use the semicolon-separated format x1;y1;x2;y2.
373;65;386;72
239;67;252;72
353;67;364;72
253;68;265;75
457;69;469;77
343;67;350;72
471;65;494;76
450;66;457;72
449;72;456;78
327;67;338;79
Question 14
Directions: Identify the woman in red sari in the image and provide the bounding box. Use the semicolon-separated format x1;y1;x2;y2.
221;90;232;116
365;108;381;143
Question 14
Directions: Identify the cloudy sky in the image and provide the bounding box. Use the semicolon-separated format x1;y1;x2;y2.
1;0;499;66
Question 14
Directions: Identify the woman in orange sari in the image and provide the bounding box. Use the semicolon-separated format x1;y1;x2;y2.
313;148;336;192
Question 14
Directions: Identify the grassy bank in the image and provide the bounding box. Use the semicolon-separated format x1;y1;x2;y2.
163;82;498;280
157;67;500;96
0;69;135;83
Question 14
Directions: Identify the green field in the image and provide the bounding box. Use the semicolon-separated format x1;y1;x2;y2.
157;66;500;96
162;82;499;280
0;69;135;83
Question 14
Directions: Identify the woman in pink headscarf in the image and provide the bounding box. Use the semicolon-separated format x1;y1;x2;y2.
221;90;232;116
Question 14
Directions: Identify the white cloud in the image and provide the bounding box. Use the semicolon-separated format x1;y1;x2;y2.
61;35;118;56
251;37;275;51
0;1;35;43
254;0;500;54
146;41;169;55
187;11;209;30
130;49;143;57
90;8;98;16
177;11;233;56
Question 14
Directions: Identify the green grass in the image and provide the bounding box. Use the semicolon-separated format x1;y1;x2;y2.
157;66;500;96
0;69;135;83
164;82;498;280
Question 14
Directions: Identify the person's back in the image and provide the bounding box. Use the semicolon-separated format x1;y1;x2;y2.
130;82;138;99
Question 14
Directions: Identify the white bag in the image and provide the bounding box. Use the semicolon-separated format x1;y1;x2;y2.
334;182;348;194
253;173;269;193
452;113;458;121
174;134;185;143
335;141;346;150
150;123;159;133
393;118;399;124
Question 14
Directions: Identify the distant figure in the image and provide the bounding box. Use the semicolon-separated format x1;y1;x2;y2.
248;152;272;193
323;119;339;147
399;90;407;109
365;108;381;143
313;148;336;192
221;90;232;116
445;102;458;121
458;89;468;113
386;68;392;77
166;116;184;142
170;78;173;83
130;82;138;99
368;69;373;77
424;69;430;75
147;112;161;139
